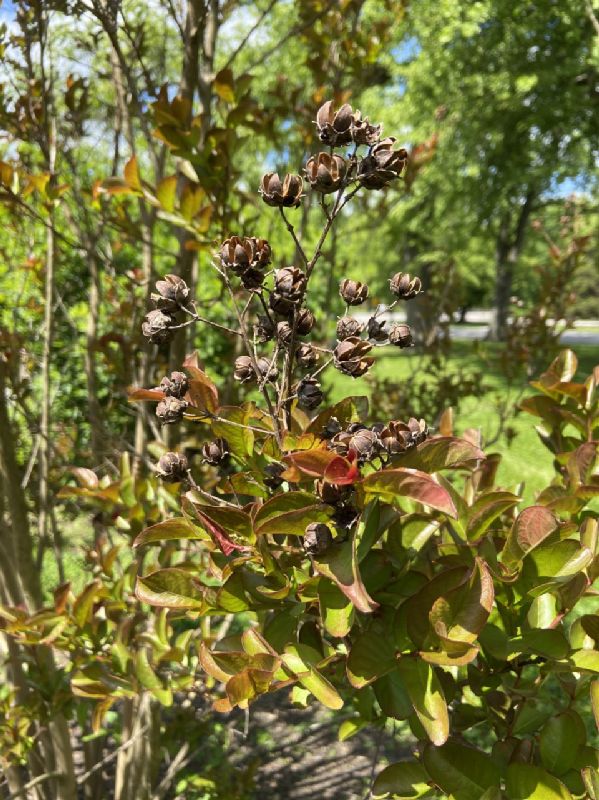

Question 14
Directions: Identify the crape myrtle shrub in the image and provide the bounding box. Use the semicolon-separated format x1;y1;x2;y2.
1;99;598;800
131;101;599;799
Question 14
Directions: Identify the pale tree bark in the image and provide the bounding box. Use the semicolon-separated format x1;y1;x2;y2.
489;188;536;340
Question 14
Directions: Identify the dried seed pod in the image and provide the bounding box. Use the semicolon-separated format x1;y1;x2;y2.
367;316;388;343
260;173;303;208
156;451;189;483
339;279;369;306
276;321;294;345
234;355;255;383
151;274;190;310
240;267;265;290
159;371;188;398
315;100;353;147
316;478;351;505
296;343;318;369
350;111;382;146
264;462;285;490
256;357;278;383
305;153;347;194
349;428;380;461
333;337;374;378
202;438;230;466
358;138;408;190
220;236;271;273
389;272;422;300
336;316;363;340
254;315;276;343
321;417;342;440
295;307;315;335
142;309;175;344
380;418;428;454
297;378;323;411
329;430;352;456
156;396;188;425
389;323;414;348
303;522;333;555
274;267;307;300
332;504;359;529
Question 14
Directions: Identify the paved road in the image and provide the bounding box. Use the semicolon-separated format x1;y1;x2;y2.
353;310;599;346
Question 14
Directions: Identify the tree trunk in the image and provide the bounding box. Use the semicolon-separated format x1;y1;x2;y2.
489;189;536;340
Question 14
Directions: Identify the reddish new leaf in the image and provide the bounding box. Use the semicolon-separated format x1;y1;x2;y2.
362;468;457;518
127;387;165;402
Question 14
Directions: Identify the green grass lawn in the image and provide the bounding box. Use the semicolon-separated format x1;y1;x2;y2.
325;342;597;503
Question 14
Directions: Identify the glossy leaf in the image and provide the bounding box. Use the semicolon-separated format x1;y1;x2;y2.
133;517;200;547
506;763;572;800
135;568;204;609
429;558;494;644
373;760;433;799
397;658;448;746
362;468;457;518
318;579;354;637
540;711;586;775
313;536;379;613
347;623;397;688
254;491;331;536
423;740;501;800
503;505;559;566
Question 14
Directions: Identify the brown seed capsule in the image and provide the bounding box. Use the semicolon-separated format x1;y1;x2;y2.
234;355;255;383
316;478;351;505
296;343;318;369
256;357;278;383
152;274;190;310
305;153;348;194
156;396;188;425
332;504;359;529
264;461;285;490
142;309;175;344
349;428;380;461
220;236;271;274
202;438;230;466
367;316;388;342
336;316;363;340
240;267;265;290
315;100;353;147
159;371;188;398
321;417;342;440
254;315;276;343
274;267;307;301
295;307;315;336
303;522;333;555
329;430;352;456
380;418;428;454
358;137;408;190
350;111;382;146
156;451;189;483
297;378;323;411
276;321;294;345
333;337;374;377
389;323;414;348
339;279;369;306
389;272;422;300
260;173;303;208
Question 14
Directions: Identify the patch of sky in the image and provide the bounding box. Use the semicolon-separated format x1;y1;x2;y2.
391;36;420;65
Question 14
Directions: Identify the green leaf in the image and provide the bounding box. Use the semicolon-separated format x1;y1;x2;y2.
338;718;368;741
313;535;379;613
502;505;558;566
318;579;354;638
423;740;501;800
396;658;448;746
73;580;102;627
569;649;599;673
582;766;599;799
254;491;331;536
429;558;494;644
506;763;573;800
135;568;205;609
400;436;484;471
211;405;255;459
347;622;397;688
466;491;521;540
280;649;343;710
135;649;172;706
373;760;433;799
134;517;200;547
540;711;586;775
214;67;235;103
373;670;413;720
156;175;177;212
362;468;457;518
518;628;569;659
